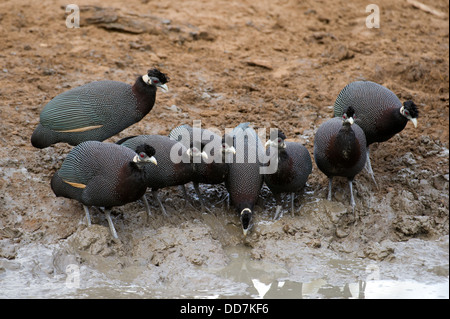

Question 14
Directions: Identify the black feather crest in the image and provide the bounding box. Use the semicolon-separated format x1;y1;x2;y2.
147;69;169;84
344;106;355;118
135;144;156;157
403;101;419;118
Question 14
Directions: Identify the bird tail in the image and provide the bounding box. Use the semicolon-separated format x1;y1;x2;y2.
31;124;57;149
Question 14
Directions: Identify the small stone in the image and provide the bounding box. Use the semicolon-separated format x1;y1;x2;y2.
244;59;273;70
201;92;211;100
0;240;17;260
432;174;449;191
335;228;349;238
307;238;322;248
364;241;394;261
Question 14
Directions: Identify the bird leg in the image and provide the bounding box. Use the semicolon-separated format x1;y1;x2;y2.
365;148;378;189
348;180;358;225
152;190;169;217
214;191;229;206
193;182;211;213
179;185;193;209
273;193;283;220
274;205;282;220
141;194;151;224
104;209;118;239
290;192;295;217
327;177;333;201
348;179;356;208
83;205;92;226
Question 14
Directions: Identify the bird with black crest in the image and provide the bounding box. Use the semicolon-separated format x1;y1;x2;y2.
117;134;196;217
31;68;169;148
333;81;418;186
264;129;312;219
314;106;367;207
169;124;236;211
51;141;157;239
225;123;264;236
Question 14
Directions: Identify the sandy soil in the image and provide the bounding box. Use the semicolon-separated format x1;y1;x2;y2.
0;0;448;298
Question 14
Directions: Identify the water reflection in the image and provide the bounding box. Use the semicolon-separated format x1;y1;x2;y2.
1;242;447;299
216;246;365;298
214;246;449;299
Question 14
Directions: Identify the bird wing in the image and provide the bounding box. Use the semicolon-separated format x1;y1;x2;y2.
168;124;193;148
39;81;130;133
230;122;251;137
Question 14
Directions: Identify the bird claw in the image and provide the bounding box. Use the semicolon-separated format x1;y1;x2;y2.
273;205;282;220
200;204;212;214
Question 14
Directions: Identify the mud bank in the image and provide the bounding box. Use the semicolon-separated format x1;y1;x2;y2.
0;0;449;298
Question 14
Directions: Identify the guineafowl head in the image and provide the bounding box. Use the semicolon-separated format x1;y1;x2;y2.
221;134;236;155
186;146;209;162
141;68;169;92
400;101;419;128
265;130;287;149
133;144;157;167
342;106;356;125
240;208;252;237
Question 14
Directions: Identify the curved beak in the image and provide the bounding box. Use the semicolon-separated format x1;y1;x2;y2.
242;228;248;237
226;146;236;154
149;156;158;165
410;118;418;128
158;83;169;93
201;151;209;160
133;154;158;165
265;140;276;148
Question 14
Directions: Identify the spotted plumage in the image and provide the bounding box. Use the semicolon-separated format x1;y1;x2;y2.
51;141;157;238
264;130;312;219
314;106;366;207
169;124;236;210
31;69;169;148
333;81;418;185
117;134;194;216
225;123;264;236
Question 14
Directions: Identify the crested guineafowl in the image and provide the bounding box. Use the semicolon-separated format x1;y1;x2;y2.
334;81;418;186
314;106;367;207
117;134;195;217
225;123;264;236
264;130;312;219
31;69;169;148
51;141;157;239
169;124;236;211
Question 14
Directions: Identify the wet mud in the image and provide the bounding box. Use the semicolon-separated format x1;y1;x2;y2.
0;0;448;298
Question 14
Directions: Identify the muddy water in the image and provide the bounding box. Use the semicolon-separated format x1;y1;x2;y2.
0;0;448;301
1;166;448;299
1;235;448;299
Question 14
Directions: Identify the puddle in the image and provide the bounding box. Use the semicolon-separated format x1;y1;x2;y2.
0;240;448;299
209;245;449;299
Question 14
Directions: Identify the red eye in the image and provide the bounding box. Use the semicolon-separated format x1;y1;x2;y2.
153;79;159;83
277;138;282;143
343;114;347;119
404;110;409;116
140;153;145;158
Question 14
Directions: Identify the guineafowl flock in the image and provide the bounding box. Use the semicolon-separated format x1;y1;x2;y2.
31;69;419;239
